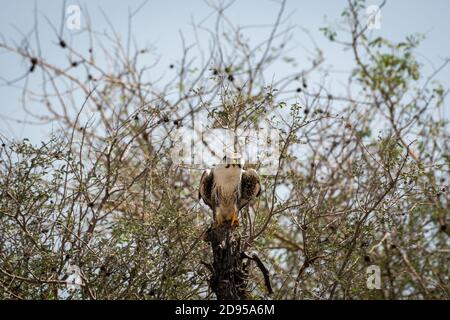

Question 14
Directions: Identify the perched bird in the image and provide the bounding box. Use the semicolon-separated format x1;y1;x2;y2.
199;155;261;228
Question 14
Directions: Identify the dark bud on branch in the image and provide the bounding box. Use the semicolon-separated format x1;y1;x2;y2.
30;57;38;72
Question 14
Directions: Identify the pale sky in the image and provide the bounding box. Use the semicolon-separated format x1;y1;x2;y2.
1;0;449;143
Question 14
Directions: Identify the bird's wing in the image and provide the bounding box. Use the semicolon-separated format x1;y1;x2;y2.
238;168;261;210
199;169;215;210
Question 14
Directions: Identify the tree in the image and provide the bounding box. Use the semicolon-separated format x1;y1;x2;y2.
0;0;448;299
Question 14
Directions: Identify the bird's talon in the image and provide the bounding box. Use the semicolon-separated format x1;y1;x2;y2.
230;213;239;228
213;216;224;229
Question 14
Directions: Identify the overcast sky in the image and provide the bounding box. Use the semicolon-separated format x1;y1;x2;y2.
1;0;449;143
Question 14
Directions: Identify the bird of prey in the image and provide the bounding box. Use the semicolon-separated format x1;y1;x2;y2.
199;155;261;228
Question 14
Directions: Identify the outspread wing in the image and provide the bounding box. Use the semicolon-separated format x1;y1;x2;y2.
199;169;215;210
238;168;261;210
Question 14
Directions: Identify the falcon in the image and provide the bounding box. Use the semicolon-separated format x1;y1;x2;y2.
199;155;261;228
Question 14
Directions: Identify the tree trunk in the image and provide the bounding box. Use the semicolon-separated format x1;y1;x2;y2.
205;223;249;300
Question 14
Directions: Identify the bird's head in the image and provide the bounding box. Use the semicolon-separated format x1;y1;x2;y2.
217;152;243;169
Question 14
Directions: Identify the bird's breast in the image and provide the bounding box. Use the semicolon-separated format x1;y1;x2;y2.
213;167;242;193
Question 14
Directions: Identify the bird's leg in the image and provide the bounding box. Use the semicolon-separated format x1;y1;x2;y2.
214;214;224;229
230;212;239;228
